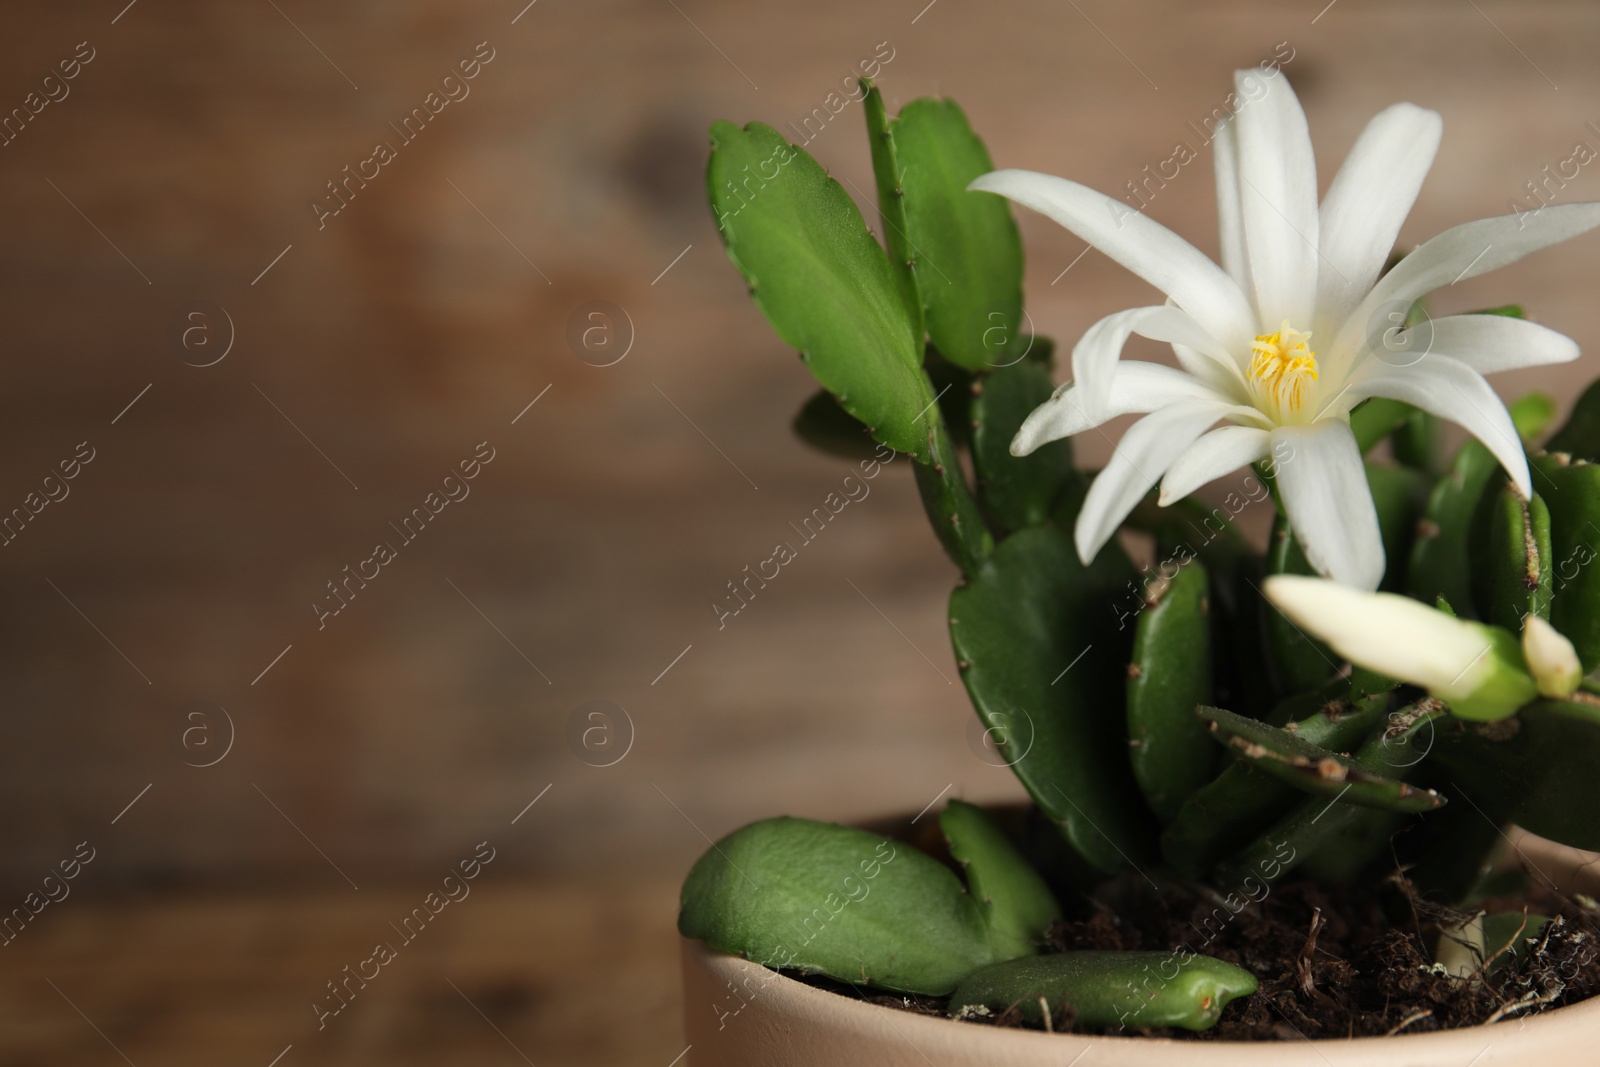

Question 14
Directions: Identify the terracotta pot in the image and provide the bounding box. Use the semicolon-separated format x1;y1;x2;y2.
680;828;1600;1066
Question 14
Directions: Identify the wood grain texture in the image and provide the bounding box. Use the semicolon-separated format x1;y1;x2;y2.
2;0;1600;1061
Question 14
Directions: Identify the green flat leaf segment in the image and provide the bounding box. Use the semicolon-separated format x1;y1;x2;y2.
950;526;1155;873
1409;436;1501;612
1547;378;1600;461
1429;698;1600;852
939;800;1060;960
1478;485;1552;630
861;81;922;339
1159;691;1391;877
1210;701;1446;890
948;951;1257;1032
709;120;934;460
970;358;1077;531
1199;705;1446;813
881;97;1024;372
1532;455;1600;672
1127;560;1214;823
678;817;996;995
913;419;993;575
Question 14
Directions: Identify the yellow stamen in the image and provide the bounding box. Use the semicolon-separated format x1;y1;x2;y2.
1249;320;1318;417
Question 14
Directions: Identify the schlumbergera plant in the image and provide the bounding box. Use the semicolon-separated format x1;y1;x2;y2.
679;70;1600;1035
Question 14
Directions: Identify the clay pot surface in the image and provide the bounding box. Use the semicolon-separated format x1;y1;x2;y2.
681;829;1600;1066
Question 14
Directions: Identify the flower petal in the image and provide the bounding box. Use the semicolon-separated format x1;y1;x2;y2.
1409;313;1579;375
1333;201;1600;361
1158;425;1272;505
1170;341;1250;399
1070;305;1236;417
969;169;1255;345
1212;116;1251;295
1232;69;1319;327
1011;361;1228;456
1074;401;1232;563
1316;103;1442;334
1271;420;1385;590
1343;356;1531;497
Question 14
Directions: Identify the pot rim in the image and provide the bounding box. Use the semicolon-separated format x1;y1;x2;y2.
684;936;1600;1062
682;820;1600;1063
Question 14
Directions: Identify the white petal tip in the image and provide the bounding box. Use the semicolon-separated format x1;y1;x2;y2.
1387;101;1443;127
966;171;1011;194
1261;574;1321;614
1510;462;1534;501
1072;518;1106;569
1009;427;1040;457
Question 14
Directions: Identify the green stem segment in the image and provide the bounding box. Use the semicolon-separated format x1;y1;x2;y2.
1160;688;1389;878
914;414;992;577
1213;701;1446;891
948;950;1257;1032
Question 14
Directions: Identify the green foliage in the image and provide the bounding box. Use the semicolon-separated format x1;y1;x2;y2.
678;817;999;995
679;808;1059;997
1198;705;1446;813
970;359;1079;531
861;81;922;341
1409;437;1502;612
1366;463;1430;592
880;97;1024;371
914;421;992;576
1511;392;1559;442
791;389;881;461
951;525;1155;873
691;83;1600;1034
940;800;1061;959
1533;455;1600;672
948;951;1257;1031
708;121;934;459
1265;514;1335;694
1547;378;1600;461
1213;701;1447;890
1477;485;1552;630
1392;408;1440;473
1406;804;1507;905
1350;397;1414;454
925;346;977;448
1428;699;1600;851
1127;560;1215;822
1160;687;1390;878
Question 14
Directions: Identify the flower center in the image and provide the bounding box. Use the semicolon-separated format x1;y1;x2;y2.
1249;320;1318;418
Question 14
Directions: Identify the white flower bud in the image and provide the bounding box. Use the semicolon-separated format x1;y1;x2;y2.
1521;615;1582;699
1263;576;1538;721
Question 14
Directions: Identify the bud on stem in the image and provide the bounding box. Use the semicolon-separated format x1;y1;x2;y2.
1263;576;1537;721
1522;615;1582;699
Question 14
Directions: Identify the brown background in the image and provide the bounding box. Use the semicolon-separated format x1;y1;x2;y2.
2;0;1600;1063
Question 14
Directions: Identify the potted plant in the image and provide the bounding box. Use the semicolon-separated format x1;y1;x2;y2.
678;68;1600;1063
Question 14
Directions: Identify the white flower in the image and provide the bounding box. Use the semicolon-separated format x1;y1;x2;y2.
1264;575;1536;721
972;71;1600;589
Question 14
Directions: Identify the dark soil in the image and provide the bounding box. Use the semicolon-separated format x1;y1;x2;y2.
799;870;1600;1041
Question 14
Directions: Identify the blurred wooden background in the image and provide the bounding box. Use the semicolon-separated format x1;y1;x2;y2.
4;0;1600;1062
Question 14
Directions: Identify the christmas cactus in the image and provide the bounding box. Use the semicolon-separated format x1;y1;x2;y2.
679;70;1600;1033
